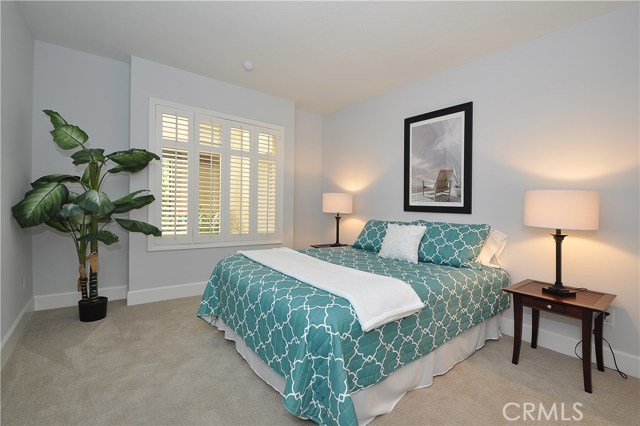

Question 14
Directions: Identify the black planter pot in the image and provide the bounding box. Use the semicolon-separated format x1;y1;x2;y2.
78;296;108;322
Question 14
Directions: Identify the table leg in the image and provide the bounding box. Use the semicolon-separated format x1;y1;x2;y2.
512;294;523;365
594;312;605;372
531;308;539;349
581;311;593;393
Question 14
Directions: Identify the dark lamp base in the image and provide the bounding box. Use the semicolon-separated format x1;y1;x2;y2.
542;286;577;298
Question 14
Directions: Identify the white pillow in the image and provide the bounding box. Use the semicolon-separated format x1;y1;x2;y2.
378;223;427;264
476;228;508;268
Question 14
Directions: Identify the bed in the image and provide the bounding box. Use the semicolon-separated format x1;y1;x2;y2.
197;220;510;426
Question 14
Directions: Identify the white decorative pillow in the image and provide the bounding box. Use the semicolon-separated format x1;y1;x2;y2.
476;228;508;268
378;223;427;264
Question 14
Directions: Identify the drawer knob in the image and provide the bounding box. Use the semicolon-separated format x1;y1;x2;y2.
546;304;552;310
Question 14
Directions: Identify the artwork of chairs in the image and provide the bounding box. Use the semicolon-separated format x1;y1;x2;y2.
423;169;453;200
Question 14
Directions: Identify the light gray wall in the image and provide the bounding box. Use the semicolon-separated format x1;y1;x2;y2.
25;46;301;305
322;6;639;374
8;0;637;376
31;42;130;298
1;1;34;343
128;57;295;296
293;109;324;249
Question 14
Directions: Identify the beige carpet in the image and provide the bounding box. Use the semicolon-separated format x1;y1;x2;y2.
1;296;638;426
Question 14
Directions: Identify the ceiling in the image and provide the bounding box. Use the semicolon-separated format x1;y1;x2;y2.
17;1;628;114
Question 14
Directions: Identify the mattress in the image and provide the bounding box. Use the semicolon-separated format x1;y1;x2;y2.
198;246;510;426
213;314;501;425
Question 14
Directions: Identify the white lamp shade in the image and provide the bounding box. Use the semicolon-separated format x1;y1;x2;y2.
524;190;599;230
322;193;353;214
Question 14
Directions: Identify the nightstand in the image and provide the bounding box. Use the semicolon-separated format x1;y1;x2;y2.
310;243;348;248
503;279;616;393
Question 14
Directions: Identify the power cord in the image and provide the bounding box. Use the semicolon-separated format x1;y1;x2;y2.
573;334;628;379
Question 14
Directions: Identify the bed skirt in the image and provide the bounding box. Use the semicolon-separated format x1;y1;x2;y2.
210;314;501;425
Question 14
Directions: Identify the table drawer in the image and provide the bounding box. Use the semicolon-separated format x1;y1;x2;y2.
520;295;583;318
531;298;567;314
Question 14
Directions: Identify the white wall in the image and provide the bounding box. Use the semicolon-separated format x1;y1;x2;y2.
293;109;324;249
31;42;131;307
1;1;34;352
322;6;639;375
127;57;295;304
24;47;301;308
7;0;636;378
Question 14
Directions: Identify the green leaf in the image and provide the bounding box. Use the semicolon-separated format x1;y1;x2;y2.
75;190;114;217
58;203;85;219
12;182;68;228
43;110;68;129
50;125;88;150
71;149;105;166
112;190;155;214
107;149;159;174
45;219;71;233
31;174;79;188
66;191;80;203
115;218;161;237
57;202;89;227
97;215;112;223
78;230;119;245
80;167;92;187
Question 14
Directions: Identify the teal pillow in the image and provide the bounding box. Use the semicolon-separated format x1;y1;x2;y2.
416;221;490;267
352;219;408;252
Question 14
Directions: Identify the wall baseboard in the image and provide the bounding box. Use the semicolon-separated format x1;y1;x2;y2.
27;284;638;378
127;281;206;306
34;286;127;311
501;316;639;379
1;298;34;369
31;281;204;310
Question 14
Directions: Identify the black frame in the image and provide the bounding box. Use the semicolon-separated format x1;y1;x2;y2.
403;102;473;214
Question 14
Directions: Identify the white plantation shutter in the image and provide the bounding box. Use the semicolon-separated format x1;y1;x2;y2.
230;127;251;152
257;131;277;234
229;156;250;235
150;99;283;249
159;108;191;237
197;117;223;237
199;119;222;147
257;159;277;234
258;132;277;156
161;147;189;235
162;113;189;143
198;152;221;236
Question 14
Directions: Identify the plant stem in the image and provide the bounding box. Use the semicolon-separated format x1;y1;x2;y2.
88;266;98;300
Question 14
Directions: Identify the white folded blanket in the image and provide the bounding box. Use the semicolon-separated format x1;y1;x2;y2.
238;247;425;332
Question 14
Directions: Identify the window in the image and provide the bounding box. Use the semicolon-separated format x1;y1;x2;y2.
149;99;283;250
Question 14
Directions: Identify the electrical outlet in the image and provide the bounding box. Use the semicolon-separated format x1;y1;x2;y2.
604;310;615;327
21;276;26;289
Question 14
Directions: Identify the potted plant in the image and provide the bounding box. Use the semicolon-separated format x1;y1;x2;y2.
12;110;161;322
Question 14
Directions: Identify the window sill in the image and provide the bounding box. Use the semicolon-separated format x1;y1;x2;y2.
147;238;284;252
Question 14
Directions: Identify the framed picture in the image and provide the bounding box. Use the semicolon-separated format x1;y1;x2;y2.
403;102;473;214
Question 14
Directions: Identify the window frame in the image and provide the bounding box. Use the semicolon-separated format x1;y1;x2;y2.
147;98;284;251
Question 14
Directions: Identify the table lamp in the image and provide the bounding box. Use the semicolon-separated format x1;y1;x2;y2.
322;193;353;247
523;190;599;297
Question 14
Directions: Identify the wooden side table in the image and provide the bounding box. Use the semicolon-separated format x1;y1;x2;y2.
310;243;348;248
503;279;616;393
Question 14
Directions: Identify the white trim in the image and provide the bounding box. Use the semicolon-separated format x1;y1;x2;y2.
33;285;127;311
147;238;283;252
147;98;284;251
501;314;639;379
127;281;206;306
1;298;34;369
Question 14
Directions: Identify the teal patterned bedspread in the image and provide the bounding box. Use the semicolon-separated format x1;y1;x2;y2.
197;247;510;426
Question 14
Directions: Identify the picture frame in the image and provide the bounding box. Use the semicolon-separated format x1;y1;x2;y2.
403;102;473;214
